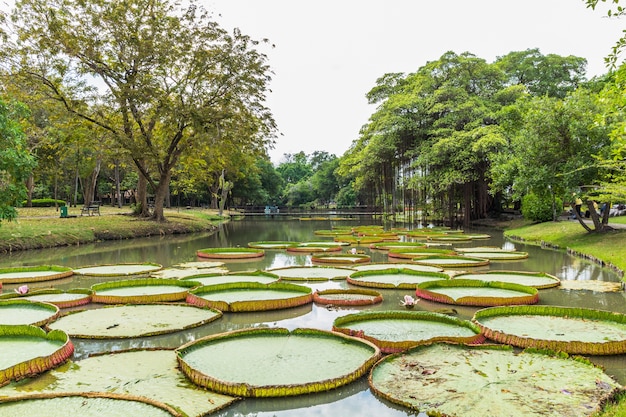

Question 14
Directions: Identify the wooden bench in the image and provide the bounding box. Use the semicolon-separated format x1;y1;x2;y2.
81;201;101;216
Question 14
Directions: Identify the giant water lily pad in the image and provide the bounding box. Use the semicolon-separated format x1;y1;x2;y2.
72;263;162;276
387;247;456;259
0;350;236;417
311;253;371;264
416;279;539;306
333;311;483;353
313;289;383;306
0;265;73;284
3;289;92;309
369;241;426;251
473;305;626;355
333;236;384;245
248;241;299;249
91;278;197;304
176;327;381;397
0;325;73;387
47;304;221;338
186;282;313;312
456;250;529;260
0;300;60;326
347;269;449;289
369;343;620;417
286;244;343;253
0;393;180;416
151;262;227;279
352;262;443;273
197;247;265;259
267;266;355;281
454;271;560;289
181;271;279;286
412;254;490;268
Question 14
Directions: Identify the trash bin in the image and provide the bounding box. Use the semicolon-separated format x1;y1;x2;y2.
60;206;68;218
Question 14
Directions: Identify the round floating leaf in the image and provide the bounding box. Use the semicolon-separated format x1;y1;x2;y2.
2;289;92;309
311;254;371;264
454;271;560;289
176;327;381;397
313;289;383;306
247;241;299;249
369;242;427;251
457;251;529;260
369;343;620;417
267;266;355;281
0;350;236;417
333;311;484;353
347;269;449;289
333;236;384;245
416;279;539;306
0;300;60;326
286;244;343;253
473;305;626;355
0;393;180;417
196;247;265;259
91;278;197;304
387;247;456;259
72;263;162;276
186;282;313;312
412;254;490;268
0;325;73;387
297;241;350;247
0;265;73;284
47;304;222;338
313;229;349;236
455;246;515;253
181;270;280;286
352;262;443;273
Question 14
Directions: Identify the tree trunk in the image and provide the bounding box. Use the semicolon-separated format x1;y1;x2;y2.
114;160;122;208
151;170;171;222
136;164;149;217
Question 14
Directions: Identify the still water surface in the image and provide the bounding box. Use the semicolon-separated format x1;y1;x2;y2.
1;216;625;416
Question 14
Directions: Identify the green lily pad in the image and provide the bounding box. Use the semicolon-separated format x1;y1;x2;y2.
0;300;60;326
457;251;529;260
311;254;371;264
416;279;539;306
352;262;443;273
0;325;73;387
369;242;427;250
196;247;265;259
267;266;355;281
473;305;626;355
0;265;73;284
47;304;221;338
313;289;383;306
286;244;343;253
0;394;179;417
72;263;162;276
333;311;484;353
176;327;381;397
180;270;280;286
91;278;196;304
2;289;92;309
454;271;560;289
369;343;620;417
412;254;490;268
247;241;299;249
186;282;313;312
347;269;449;289
387;247;456;259
0;350;236;417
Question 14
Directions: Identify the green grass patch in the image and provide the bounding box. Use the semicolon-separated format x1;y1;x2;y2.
504;220;626;275
0;207;228;252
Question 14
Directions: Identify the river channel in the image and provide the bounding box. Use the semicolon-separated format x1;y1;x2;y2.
1;215;625;416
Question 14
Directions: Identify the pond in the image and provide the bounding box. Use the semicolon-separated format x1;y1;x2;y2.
0;216;625;417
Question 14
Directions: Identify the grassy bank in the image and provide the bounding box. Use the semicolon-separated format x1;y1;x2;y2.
504;218;626;277
0;206;229;252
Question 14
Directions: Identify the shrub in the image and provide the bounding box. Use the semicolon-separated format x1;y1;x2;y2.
521;193;562;222
22;199;66;207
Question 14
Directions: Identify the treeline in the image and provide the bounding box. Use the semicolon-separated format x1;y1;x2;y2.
1;0;625;229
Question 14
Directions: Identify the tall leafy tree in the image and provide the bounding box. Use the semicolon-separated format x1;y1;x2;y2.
2;0;275;221
0;99;36;223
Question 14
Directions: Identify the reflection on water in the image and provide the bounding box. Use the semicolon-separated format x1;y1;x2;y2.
1;216;625;416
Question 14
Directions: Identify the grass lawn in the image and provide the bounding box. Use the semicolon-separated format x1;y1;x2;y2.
0;206;230;252
504;218;626;275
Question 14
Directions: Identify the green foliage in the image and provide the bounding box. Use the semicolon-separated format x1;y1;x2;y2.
22;198;66;207
0;99;37;223
521;192;562;222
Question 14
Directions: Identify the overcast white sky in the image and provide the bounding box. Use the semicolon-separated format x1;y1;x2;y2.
207;1;621;164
